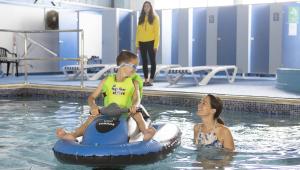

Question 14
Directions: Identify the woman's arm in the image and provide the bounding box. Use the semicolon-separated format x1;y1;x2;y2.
153;15;160;50
222;127;235;151
88;79;106;116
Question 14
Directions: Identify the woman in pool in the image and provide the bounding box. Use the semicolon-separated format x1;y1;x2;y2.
194;94;235;151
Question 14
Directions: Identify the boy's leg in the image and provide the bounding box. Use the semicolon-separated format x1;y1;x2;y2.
56;115;98;140
132;112;156;141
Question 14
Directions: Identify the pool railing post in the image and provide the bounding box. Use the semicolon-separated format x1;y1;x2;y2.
80;30;84;88
24;33;29;85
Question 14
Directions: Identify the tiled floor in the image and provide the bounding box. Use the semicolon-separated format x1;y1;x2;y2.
1;74;300;99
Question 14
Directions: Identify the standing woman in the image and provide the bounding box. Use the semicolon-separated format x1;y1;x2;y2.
136;1;160;86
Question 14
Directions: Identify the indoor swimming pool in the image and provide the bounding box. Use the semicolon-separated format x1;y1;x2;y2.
0;98;300;169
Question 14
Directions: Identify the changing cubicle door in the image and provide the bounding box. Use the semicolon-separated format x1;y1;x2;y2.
119;9;132;52
250;4;270;73
59;10;79;69
193;7;206;66
282;3;300;68
217;6;237;66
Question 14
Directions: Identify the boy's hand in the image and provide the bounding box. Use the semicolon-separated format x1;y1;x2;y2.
129;105;138;117
90;106;100;116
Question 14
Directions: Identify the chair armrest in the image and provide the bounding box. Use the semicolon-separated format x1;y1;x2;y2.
6;51;17;57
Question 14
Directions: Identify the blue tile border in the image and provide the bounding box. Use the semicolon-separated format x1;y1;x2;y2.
0;87;299;115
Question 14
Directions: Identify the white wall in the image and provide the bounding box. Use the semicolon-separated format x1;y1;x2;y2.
0;4;59;74
206;7;218;65
157;9;172;65
236;5;250;73
79;11;102;59
178;8;193;67
269;3;283;74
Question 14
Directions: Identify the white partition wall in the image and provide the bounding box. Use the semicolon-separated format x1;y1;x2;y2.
102;8;118;64
178;8;193;67
0;4;59;74
206;7;218;65
79;11;102;60
236;5;251;73
269;3;283;74
157;9;172;65
131;11;139;53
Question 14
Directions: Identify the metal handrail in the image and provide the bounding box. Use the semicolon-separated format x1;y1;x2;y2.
0;29;83;33
0;57;82;61
0;29;85;88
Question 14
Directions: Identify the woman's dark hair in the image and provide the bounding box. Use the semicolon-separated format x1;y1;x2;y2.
138;1;155;25
116;50;138;66
207;94;225;125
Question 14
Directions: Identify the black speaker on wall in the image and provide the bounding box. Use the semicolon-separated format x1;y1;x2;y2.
45;10;59;30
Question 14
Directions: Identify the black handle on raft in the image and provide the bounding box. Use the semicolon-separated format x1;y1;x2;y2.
89;103;143;117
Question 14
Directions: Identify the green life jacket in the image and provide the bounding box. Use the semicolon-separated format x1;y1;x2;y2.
102;74;134;109
103;73;143;106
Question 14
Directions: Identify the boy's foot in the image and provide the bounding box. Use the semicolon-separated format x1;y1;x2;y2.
143;127;156;141
56;128;77;141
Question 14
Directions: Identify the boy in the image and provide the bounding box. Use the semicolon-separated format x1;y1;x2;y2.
56;51;155;141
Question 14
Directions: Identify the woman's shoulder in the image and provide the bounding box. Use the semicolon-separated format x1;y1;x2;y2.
194;123;203;130
216;124;232;135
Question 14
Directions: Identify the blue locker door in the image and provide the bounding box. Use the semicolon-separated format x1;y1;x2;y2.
250;4;270;73
193;8;206;66
59;11;78;69
282;3;300;68
217;6;237;65
119;10;131;52
171;9;179;64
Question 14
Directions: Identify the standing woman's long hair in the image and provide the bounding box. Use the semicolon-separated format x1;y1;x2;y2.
138;1;155;25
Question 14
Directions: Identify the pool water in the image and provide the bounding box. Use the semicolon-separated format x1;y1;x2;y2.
1;98;300;169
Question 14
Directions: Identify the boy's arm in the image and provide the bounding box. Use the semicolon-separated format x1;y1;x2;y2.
132;80;141;106
129;80;141;115
88;79;106;116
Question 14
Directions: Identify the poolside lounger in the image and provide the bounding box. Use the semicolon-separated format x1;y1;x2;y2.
136;64;181;80
167;65;238;85
63;64;116;81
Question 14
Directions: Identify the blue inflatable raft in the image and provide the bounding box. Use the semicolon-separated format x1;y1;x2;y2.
53;115;181;167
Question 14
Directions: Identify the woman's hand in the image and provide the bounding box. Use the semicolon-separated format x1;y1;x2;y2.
154;48;157;54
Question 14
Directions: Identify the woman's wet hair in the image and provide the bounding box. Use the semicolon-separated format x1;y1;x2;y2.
116;50;138;66
207;94;225;125
138;1;155;25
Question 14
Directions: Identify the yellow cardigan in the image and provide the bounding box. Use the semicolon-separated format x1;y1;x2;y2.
135;15;160;49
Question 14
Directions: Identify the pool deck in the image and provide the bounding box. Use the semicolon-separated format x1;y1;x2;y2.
1;74;299;100
0;75;300;113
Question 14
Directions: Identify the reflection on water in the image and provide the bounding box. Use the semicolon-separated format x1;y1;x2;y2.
0;98;300;169
195;146;235;169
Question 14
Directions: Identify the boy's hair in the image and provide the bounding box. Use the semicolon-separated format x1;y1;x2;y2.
116;50;138;66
